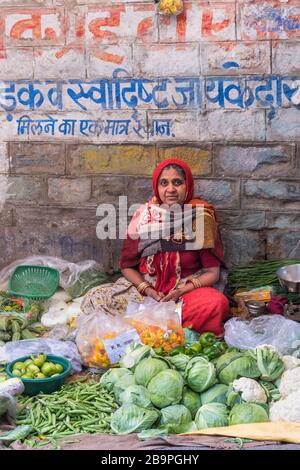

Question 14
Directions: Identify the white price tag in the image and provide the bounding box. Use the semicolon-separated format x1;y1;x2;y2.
103;329;140;364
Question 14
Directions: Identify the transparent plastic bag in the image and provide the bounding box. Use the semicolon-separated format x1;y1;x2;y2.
0;338;82;372
156;0;184;16
76;312;139;369
224;315;300;355
0;256;108;298
0;393;16;418
41;296;83;328
124;298;185;353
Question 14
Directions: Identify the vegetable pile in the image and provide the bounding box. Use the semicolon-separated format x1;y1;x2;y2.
228;259;300;296
100;341;295;436
11;354;64;380
15;378;118;448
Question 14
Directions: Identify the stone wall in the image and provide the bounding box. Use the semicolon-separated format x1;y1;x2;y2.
0;0;299;270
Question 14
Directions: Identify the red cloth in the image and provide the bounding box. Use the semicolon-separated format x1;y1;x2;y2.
182;287;229;336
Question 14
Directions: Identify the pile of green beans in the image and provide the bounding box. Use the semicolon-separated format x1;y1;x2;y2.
228;259;300;292
16;378;118;448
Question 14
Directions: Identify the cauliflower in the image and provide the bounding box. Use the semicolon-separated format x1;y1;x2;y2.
256;344;281;356
232;378;267;404
282;355;300;370
270;390;300;422
279;367;300;398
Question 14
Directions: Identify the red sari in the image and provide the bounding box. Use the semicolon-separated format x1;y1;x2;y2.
120;158;229;336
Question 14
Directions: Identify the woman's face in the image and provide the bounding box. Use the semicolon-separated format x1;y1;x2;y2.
157;167;186;206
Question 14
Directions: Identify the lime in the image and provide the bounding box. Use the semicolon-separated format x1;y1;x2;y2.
27;364;40;374
36;373;46;379
12;369;22;377
14;362;25;370
24;359;33;367
41;362;56;377
22;374;33;379
32;354;47;368
54;364;64;374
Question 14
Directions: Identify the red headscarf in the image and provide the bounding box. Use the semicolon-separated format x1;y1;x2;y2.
152;158;195;204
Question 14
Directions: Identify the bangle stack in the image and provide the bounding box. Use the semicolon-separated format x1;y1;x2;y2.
136;281;152;295
189;278;202;290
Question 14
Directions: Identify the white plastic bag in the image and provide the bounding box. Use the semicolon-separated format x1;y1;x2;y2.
0;339;82;372
224;315;300;355
41;297;83;327
0;256;108;297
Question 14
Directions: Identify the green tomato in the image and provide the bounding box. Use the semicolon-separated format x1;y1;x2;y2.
41;362;56;377
32;354;47;368
12;369;22;377
24;359;33;367
51;373;60;377
22;373;34;379
54;364;64;374
35;373;46;379
14;361;25;370
26;364;40;374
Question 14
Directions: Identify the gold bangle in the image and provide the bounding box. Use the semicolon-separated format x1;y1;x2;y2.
189;278;202;290
136;281;152;295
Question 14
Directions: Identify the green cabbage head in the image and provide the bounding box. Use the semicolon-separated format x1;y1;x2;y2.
119;384;152;409
200;384;229;405
229;403;269;425
134;357;169;387
216;351;260;385
195;403;228;429
100;368;134;392
160;404;192;427
148;369;184;408
185;357;216;392
110;404;159;434
181;387;201;419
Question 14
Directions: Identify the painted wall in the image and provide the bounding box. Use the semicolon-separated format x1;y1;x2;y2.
0;0;299;269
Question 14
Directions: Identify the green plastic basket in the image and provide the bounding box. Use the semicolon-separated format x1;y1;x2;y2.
8;265;60;300
6;354;71;396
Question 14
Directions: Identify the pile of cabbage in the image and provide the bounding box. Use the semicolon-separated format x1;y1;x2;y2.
99;342;287;436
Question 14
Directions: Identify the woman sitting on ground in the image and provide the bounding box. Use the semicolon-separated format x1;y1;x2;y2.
82;158;229;336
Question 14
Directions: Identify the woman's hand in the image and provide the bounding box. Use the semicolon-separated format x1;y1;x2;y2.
145;287;165;302
161;288;184;303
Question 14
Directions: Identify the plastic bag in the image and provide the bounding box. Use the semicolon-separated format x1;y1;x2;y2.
0;379;24;418
124;298;185;353
224;315;300;355
0;339;82;372
76;312;139;369
41;296;83;327
156;0;184;16
0;256;109;298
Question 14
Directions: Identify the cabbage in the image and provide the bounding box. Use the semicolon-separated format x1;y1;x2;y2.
119;343;151;369
185;357;216;392
148;369;184;408
200;384;229;405
110;404;159;434
229;403;269;425
226;384;243;408
167;354;190;371
195;403;228;429
119;384;152;409
100;368;134;391
255;347;285;382
138;428;169;440
181;386;201;419
113;373;136;404
134;358;169;387
216;351;260;385
160;404;192;427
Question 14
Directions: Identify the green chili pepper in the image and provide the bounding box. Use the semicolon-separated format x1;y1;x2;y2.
169;345;186;356
185;343;202;356
199;332;216;348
